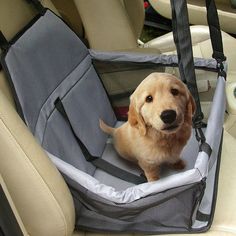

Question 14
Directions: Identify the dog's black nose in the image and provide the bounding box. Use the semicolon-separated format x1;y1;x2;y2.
160;110;176;124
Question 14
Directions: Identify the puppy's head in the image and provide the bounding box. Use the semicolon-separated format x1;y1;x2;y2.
128;73;195;135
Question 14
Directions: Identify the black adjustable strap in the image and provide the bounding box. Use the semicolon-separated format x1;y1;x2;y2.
170;0;214;156
0;31;9;52
206;0;226;78
91;159;147;185
195;127;212;157
206;0;226;62
170;0;204;126
54;98;96;162
54;98;147;185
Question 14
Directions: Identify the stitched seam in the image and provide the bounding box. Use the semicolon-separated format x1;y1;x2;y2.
41;64;92;145
33;53;90;134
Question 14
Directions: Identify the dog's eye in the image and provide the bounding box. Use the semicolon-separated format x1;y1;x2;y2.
171;88;179;96
145;95;153;103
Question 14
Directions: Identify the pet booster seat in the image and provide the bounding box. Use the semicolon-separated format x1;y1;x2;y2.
0;0;226;233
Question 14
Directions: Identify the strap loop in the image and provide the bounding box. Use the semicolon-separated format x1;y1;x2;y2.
216;60;227;79
206;0;226;63
194;125;212;156
195;127;206;144
213;51;226;62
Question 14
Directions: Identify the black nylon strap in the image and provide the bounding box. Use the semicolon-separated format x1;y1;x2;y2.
0;31;9;51
170;0;204;125
195;126;212;156
54;98;96;162
54;98;147;185
206;0;226;62
92;158;147;185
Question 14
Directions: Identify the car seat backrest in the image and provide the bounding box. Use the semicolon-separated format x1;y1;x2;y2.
0;0;58;41
74;0;141;51
51;0;84;37
122;0;145;40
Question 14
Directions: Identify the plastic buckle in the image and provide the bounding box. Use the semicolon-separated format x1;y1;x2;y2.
195;127;206;144
216;59;227;79
194;118;206;144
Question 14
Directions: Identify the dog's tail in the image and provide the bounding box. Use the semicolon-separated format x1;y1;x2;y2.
99;119;115;136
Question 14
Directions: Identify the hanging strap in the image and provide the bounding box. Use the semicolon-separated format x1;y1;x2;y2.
54;98;147;185
206;0;226;61
170;0;214;156
206;0;226;77
170;0;204;126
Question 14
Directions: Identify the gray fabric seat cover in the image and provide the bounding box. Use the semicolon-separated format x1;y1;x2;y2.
1;9;225;233
5;10;116;175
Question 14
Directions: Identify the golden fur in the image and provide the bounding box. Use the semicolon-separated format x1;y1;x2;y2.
100;72;196;182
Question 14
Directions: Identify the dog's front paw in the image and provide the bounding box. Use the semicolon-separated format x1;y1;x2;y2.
146;174;160;182
139;161;160;182
169;159;186;170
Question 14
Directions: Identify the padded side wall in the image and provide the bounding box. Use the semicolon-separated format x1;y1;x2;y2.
72;181;205;233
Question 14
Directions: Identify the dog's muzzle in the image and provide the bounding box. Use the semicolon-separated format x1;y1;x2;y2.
160;110;176;124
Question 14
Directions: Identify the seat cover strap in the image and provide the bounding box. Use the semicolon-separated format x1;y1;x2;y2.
54;97;147;185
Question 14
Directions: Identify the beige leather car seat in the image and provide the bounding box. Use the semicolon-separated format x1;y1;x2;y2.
0;0;236;236
0;1;76;236
74;0;160;52
50;0;84;37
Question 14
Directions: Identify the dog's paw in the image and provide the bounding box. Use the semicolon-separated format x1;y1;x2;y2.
169;159;186;170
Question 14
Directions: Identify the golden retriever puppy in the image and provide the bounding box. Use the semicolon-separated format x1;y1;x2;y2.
100;72;196;182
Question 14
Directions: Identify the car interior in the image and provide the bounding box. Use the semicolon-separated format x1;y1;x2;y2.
0;0;236;235
149;0;236;35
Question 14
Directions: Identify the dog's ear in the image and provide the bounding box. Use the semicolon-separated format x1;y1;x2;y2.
128;99;147;136
186;91;196;122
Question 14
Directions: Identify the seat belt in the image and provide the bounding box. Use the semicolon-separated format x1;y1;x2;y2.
54;98;147;184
